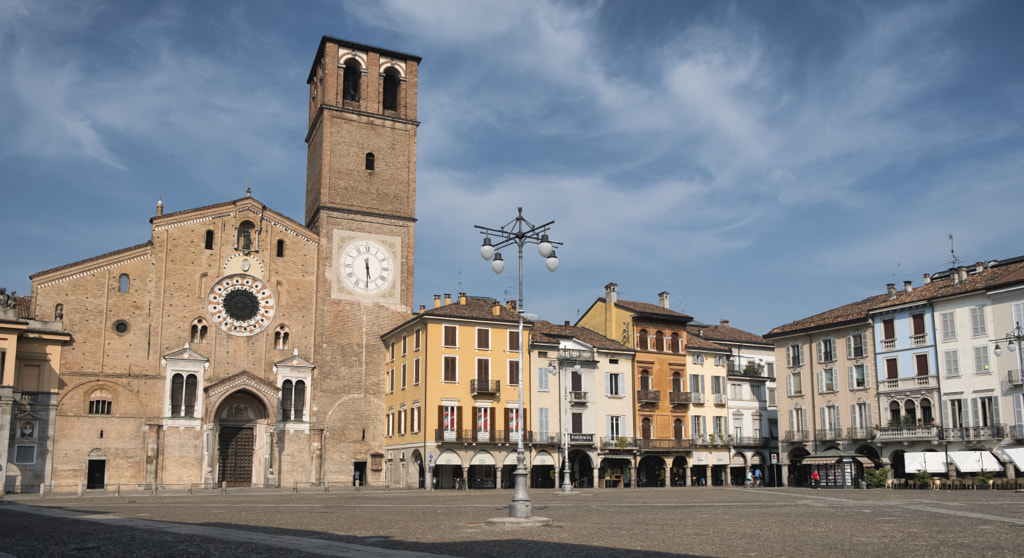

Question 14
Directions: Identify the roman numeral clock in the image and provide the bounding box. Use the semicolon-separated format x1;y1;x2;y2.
331;231;402;303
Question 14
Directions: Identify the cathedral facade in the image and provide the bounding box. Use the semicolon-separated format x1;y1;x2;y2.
4;36;419;491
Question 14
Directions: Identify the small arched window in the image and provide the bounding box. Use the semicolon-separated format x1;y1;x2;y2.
236;220;255;252
274;325;290;350
89;390;112;415
641;418;652;439
672;372;683;393
655;331;665;352
205;230;215;250
639;370;652;391
276;239;285;258
343;59;362;102
170;373;198;418
281;379;306;421
191;318;208;344
670;332;681;353
673;419;684;440
365;152;375;171
637;329;649;351
118;274;130;293
382;68;400;111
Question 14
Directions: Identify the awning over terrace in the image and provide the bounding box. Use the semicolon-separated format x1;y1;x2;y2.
947;451;1003;473
997;447;1024;471
903;452;947;474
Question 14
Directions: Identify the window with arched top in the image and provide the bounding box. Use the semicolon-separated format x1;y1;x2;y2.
89;389;112;415
190;318;208;344
673;418;684;440
637;329;649;351
641;418;652;439
670;332;680;353
274;325;290;350
281;379;306;421
382;68;400;111
343;59;362;102
205;230;215;250
672;372;683;392
639;370;652;391
365;152;375;171
170;373;198;418
655;331;665;352
118;274;130;293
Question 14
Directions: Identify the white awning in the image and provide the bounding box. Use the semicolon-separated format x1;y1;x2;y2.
532;451;554;466
503;452;519;466
998;447;1024;471
436;450;462;466
904;452;947;474
470;451;495;466
948;451;1003;473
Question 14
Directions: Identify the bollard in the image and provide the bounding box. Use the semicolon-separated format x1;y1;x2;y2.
115;483;120;497
188;482;193;496
40;484;46;499
77;483;84;497
293;480;298;494
221;481;227;495
152;483;157;496
324;481;329;493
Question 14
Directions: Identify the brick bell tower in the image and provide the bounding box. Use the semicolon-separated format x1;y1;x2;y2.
304;36;420;484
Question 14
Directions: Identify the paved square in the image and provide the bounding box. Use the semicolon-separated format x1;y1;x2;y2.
2;487;1023;557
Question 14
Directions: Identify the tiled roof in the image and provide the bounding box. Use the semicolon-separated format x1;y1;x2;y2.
613;298;693;322
685;334;728;352
531;320;632;352
419;296;522;324
766;257;1024;338
691;323;769;346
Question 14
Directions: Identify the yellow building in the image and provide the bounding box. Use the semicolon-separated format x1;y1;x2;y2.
382;294;532;490
1;296;71;493
683;332;733;486
577;283;694;487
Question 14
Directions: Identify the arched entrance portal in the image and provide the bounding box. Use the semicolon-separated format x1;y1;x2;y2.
568;450;594;488
215;391;270;487
638;456;665;487
670;456;688;486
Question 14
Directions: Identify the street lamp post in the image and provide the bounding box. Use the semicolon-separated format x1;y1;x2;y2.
548;360;577;493
476;208;561;519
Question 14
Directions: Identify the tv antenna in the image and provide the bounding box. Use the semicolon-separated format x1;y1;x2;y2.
948;234;960;266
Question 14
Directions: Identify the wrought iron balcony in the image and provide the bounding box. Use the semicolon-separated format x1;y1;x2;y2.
636;389;661;404
942;425;1005;441
470;379;500;396
816;428;843;441
783;429;810;442
691;393;704;404
435;429;545;444
732;436;768;447
713;393;726;406
1009;370;1024;387
669;391;692;405
599;436;638;450
846;427;875;440
637;437;693;451
694;435;730;447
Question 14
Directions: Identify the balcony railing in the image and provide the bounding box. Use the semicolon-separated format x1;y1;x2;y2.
732;436;768;447
599;436;638;450
436;429;550;444
783;430;810;442
691;393;704;405
1010;424;1024;440
558;348;597;364
816;428;842;441
570;391;587;403
637;389;661;404
470;379;500;396
911;333;928;347
882;338;896;351
880;375;937;392
874;425;938;441
694;435;730;447
713;393;726;406
943;425;1005;441
637;437;693;451
846;427;875;440
1009;370;1024;387
669;391;692;405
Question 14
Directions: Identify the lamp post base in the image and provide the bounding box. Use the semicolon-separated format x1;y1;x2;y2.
509;459;531;518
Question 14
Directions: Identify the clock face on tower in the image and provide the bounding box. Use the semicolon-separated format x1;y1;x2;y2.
207;275;276;336
341;239;395;295
331;232;402;302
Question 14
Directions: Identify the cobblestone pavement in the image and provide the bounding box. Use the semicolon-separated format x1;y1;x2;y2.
2;486;1024;557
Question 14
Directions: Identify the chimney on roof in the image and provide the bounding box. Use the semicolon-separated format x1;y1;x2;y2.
923;273;931;284
156;197;163;217
605;283;618;305
419;305;425;313
887;283;896;298
564;320;570;327
492;300;501;316
904;281;912;293
458;292;467;305
658;291;670;309
949;268;958;286
444;294;451;305
720;319;730;326
975;261;984;273
959;266;968;283
507;300;516;312
434;295;441;308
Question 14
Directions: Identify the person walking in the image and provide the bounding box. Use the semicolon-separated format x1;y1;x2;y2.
754;467;762;487
354;470;361;491
811;470;820;489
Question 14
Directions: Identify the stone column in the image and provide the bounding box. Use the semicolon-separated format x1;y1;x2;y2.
780;463;790;487
462;466;470;489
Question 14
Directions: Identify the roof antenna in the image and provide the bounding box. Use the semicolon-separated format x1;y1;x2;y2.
948;234;960;266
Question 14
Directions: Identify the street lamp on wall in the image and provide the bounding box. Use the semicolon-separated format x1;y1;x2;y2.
993;321;1024;384
476;207;562;519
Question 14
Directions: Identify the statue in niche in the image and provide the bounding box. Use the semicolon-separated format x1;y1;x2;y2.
20;422;35;438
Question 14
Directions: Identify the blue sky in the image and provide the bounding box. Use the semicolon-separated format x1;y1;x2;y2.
2;0;1023;336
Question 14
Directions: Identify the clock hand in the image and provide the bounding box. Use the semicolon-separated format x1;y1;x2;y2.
365;257;370;284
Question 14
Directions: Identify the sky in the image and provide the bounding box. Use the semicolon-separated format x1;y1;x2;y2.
2;0;1023;336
